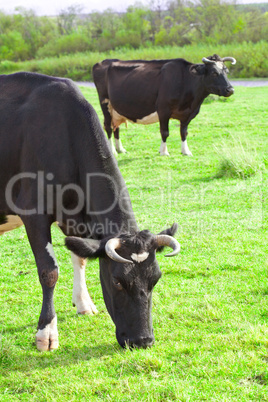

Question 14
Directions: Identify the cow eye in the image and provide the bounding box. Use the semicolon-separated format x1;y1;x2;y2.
213;71;219;77
113;279;123;290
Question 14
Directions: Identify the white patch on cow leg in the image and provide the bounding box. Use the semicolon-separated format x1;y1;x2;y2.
115;138;127;154
0;215;23;235
71;252;98;315
108;137;117;156
159;141;170;156
45;242;59;271
36;316;59;351
131;252;149;263
181;140;193;156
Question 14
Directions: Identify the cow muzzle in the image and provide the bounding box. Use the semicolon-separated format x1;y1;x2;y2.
225;86;234;97
122;336;155;349
117;331;155;349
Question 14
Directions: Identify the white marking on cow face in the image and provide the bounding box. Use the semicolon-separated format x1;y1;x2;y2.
131;251;149;263
45;242;59;269
71;252;98;315
136;112;159;125
36;316;59;351
159;141;170;156
115;138;127;154
0;215;23;235
181;140;193;156
215;61;224;70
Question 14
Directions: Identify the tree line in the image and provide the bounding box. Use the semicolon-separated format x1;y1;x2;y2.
0;0;267;62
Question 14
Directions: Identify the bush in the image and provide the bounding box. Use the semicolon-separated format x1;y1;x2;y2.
36;32;93;58
0;31;30;61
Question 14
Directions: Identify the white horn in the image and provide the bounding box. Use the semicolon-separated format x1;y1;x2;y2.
105;238;133;264
202;57;215;65
155;235;181;257
222;57;236;65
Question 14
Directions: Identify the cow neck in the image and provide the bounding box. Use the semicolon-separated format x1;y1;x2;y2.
193;76;209;107
74;121;139;239
91;157;138;239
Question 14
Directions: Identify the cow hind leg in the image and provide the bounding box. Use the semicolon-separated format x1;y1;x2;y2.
101;102;117;156
180;123;193;156
114;128;126;154
23;216;59;351
71;252;98;315
159;115;170;156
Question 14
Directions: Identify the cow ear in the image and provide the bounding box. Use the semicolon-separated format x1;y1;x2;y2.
190;64;205;76
65;237;105;259
156;223;179;252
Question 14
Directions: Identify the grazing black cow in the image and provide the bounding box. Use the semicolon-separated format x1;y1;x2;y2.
93;54;236;156
0;72;180;350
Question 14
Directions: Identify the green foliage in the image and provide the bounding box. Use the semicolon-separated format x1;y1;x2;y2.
0;8;57;61
0;1;268;64
57;4;84;35
0;30;30;61
36;32;93;58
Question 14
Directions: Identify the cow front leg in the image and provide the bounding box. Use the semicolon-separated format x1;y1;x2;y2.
114;128;126;154
23;216;59;351
71;252;98;315
159;115;170;156
180;123;192;156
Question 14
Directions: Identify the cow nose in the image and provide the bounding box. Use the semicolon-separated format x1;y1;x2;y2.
130;336;155;349
226;87;234;96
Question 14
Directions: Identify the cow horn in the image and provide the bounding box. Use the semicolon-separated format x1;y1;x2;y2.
105;238;133;264
202;57;215;65
155;235;181;257
222;57;236;65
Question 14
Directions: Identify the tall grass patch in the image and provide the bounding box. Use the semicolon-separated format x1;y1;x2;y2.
215;135;264;179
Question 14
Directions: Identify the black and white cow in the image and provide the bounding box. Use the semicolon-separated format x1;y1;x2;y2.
93;54;236;156
0;72;180;350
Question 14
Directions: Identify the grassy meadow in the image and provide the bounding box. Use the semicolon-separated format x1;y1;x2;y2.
0;84;268;401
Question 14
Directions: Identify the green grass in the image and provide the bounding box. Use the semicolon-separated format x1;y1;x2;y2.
0;86;268;401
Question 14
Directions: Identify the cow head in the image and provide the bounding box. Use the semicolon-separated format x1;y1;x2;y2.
65;223;180;348
190;54;236;97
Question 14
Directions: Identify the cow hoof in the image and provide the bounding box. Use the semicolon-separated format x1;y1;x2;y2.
36;336;59;352
159;141;169;156
36;317;59;351
77;305;98;315
117;148;127;154
73;300;98;315
181;140;192;156
115;139;126;154
78;309;98;315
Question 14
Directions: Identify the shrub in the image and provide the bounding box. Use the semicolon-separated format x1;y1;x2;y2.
36;32;93;58
0;31;30;61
